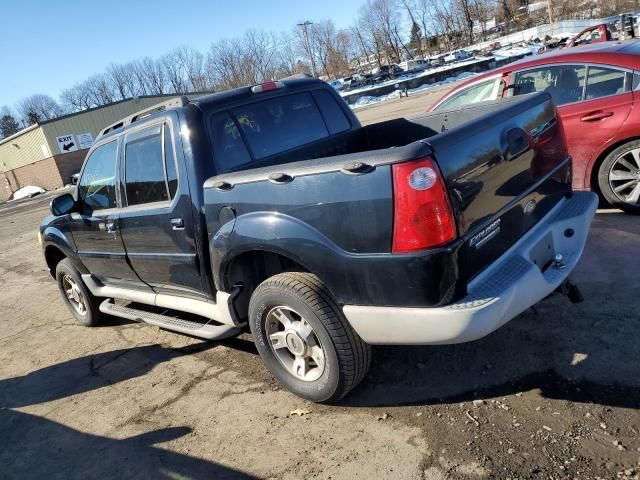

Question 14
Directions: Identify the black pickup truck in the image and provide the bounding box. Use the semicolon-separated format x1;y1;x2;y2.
40;78;597;402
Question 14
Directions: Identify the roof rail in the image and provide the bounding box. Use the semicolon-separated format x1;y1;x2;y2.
98;95;190;138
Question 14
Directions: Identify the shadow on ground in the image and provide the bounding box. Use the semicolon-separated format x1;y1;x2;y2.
0;340;258;479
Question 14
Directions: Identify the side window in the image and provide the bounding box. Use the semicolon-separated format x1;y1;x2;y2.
124;125;169;206
513;65;586;106
231;92;329;160
435;78;500;110
164;125;178;198
585;66;628;100
313;90;351;134
78;141;118;212
210;112;252;171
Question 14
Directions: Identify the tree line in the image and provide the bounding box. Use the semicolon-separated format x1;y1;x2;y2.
2;0;636;139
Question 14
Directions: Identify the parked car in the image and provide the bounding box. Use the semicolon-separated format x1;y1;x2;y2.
429;40;640;213
444;49;472;63
328;79;344;91
40;78;596;402
481;42;502;56
564;13;639;49
398;59;430;72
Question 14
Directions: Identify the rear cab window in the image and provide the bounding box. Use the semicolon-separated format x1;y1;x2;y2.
208;88;352;172
124;123;178;206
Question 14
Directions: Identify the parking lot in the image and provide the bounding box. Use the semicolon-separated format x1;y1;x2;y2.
1;90;639;480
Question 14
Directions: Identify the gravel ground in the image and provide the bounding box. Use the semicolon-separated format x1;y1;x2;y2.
0;98;639;479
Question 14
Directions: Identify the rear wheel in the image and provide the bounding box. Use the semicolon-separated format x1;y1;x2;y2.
56;259;102;326
248;272;371;403
597;141;640;214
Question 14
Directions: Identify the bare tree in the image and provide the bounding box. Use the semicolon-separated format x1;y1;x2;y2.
161;50;189;94
106;63;138;100
17;94;64;124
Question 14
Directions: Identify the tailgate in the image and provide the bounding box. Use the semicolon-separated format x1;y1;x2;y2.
427;93;572;282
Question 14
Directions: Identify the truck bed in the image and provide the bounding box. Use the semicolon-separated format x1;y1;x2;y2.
204;92;571;306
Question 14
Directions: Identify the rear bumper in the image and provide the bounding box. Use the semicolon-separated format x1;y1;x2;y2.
342;192;598;345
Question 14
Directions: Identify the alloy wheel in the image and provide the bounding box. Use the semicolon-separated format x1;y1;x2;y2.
265;306;326;382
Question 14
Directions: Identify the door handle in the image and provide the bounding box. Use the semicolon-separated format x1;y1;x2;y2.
170;218;185;230
580;111;613;122
99;221;117;233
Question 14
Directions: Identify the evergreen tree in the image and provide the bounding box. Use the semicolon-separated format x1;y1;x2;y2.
0;107;20;139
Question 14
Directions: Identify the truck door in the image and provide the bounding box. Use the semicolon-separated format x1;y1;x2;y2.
118;118;204;299
70;139;144;289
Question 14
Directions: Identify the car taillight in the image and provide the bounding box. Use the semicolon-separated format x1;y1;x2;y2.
392;157;457;253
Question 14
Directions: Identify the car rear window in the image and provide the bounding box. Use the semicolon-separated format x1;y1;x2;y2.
231;92;329;160
312;90;351;134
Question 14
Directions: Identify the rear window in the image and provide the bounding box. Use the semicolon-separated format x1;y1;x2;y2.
230;92;329;160
312;90;351;134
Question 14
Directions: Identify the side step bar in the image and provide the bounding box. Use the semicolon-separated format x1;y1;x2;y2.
99;299;240;340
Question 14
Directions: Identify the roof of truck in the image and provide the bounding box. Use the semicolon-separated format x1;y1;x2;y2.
191;77;329;110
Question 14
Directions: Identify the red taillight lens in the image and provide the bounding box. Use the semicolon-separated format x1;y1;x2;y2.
392;157;457;253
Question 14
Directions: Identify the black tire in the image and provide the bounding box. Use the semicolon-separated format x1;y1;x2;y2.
56;258;102;327
248;272;371;403
597;140;640;214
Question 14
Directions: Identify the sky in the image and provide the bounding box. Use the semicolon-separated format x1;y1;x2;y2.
0;0;364;110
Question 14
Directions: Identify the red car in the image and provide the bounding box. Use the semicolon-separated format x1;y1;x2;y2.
430;41;640;214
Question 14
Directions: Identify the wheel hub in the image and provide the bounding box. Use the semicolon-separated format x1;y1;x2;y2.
265;306;326;382
285;330;306;356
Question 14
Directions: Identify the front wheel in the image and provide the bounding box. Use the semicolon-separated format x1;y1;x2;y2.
248;272;371;403
597;141;640;214
56;258;102;326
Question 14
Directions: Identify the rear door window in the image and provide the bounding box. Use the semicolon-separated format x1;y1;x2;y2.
585;66;629;100
231;92;329;160
124;124;170;206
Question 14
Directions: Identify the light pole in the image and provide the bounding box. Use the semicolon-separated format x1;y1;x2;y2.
297;21;317;77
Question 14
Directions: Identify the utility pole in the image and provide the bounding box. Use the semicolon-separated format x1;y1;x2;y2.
297;21;317;77
547;0;554;35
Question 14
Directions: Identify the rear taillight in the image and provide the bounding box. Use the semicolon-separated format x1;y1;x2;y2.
392;157;457;253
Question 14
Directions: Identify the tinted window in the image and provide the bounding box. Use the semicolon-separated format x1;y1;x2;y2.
164;125;178;198
513;65;586;106
210;112;252;171
313;90;351;134
585;66;627;100
232;93;329;159
435;79;499;110
78;141;117;212
125;125;169;206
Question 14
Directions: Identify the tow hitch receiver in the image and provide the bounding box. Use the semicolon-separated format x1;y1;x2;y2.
556;279;584;304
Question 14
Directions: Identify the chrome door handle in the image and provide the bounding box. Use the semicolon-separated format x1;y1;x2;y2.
170;218;184;230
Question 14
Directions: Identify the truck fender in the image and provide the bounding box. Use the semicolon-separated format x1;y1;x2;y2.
42;226;85;275
211;211;346;292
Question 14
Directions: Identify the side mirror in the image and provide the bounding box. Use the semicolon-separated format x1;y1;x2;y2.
50;193;77;216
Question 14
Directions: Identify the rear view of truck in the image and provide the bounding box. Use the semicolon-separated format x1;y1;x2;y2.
198;80;597;401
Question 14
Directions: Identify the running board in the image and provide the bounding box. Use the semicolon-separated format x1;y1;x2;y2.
99;299;240;340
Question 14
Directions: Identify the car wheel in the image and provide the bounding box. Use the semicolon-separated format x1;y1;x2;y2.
598;140;640;214
248;272;371;403
56;258;102;326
